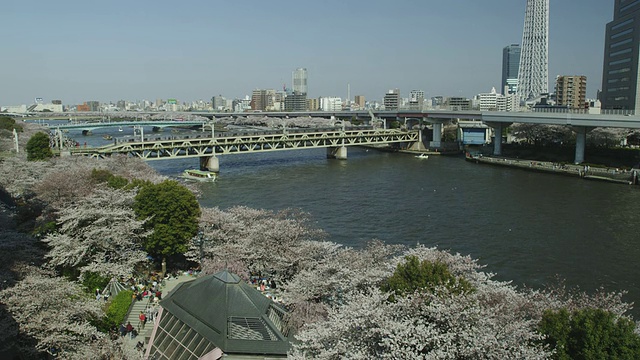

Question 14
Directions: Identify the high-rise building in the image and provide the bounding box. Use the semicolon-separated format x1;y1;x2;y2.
383;89;400;110
251;89;267;111
502;44;521;95
354;95;366;109
601;0;640;110
319;97;342;112
307;98;319;111
556;75;587;109
293;68;308;94
212;95;227;111
517;0;549;102
409;90;425;110
285;92;308;111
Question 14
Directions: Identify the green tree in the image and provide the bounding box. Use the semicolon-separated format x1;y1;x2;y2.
134;180;201;274
381;255;472;300
0;116;23;132
26;132;53;161
539;308;640;360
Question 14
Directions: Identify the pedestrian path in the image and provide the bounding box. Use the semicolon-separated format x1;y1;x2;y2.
122;273;196;348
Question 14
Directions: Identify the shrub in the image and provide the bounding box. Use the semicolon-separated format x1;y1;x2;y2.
102;290;134;332
0;116;23;132
381;255;473;300
26;132;53;161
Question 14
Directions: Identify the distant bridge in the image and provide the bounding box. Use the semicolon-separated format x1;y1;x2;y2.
58;128;421;172
47;120;207;132
38;109;640;163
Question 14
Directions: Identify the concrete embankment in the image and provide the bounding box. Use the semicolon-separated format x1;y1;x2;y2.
466;154;639;186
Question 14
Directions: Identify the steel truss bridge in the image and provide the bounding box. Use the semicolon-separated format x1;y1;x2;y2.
62;128;420;160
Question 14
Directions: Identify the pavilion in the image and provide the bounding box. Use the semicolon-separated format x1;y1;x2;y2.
145;270;292;359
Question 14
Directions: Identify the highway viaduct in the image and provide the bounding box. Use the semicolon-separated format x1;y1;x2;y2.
34;109;640;164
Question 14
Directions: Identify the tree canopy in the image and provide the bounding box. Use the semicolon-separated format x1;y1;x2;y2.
540;307;640;359
134;180;201;264
26;132;53;161
381;255;473;299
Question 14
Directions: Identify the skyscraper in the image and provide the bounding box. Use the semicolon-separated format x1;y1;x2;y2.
502;44;521;95
292;68;308;94
517;0;549;103
601;0;640;110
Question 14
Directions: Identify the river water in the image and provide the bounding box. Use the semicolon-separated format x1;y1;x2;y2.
61;125;640;315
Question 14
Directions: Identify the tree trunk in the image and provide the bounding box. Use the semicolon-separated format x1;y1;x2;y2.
162;257;167;278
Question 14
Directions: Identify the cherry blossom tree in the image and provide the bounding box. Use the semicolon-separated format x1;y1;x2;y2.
0;267;107;358
289;248;552;359
42;187;149;279
191;206;332;280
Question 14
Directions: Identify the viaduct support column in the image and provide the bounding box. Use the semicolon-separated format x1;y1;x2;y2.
432;122;442;148
200;156;219;172
327;147;348;160
484;121;512;156
572;126;594;164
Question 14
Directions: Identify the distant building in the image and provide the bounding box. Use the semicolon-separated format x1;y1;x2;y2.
86;101;100;112
409;90;425;110
502;44;521;95
251;89;275;111
233;97;251;112
478;88;501;111
555;75;587;109
431;96;445;109
307;98;319;111
320;97;342;111
285;91;308;111
293;68;308;94
446;97;472;111
383;89;400;110
354;95;365;110
212;95;228;111
601;0;640;110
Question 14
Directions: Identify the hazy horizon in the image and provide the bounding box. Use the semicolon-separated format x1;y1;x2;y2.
3;0;613;105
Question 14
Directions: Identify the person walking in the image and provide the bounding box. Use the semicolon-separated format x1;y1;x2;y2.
139;311;147;330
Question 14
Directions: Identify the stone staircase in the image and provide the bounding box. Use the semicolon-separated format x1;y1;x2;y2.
124;297;153;342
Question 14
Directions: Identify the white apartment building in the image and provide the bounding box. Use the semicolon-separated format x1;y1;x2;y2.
319;97;342;111
476;87;518;111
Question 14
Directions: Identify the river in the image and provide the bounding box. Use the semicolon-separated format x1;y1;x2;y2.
59;124;640;315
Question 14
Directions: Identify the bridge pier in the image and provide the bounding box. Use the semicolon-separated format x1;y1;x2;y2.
327;146;347;160
572;126;594;164
200;156;219;172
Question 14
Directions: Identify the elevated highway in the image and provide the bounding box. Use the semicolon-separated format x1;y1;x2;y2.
37;109;640;163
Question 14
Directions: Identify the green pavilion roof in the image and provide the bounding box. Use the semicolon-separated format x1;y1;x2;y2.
158;270;292;356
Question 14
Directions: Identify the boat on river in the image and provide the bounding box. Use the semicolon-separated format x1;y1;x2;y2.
182;169;217;182
102;134;113;140
415;153;429;159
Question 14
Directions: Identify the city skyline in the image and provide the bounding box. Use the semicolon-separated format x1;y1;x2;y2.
3;0;612;105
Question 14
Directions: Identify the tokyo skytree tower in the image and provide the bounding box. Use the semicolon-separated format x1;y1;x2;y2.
517;0;549;103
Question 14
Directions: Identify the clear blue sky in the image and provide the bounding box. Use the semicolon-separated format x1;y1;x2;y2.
2;0;613;105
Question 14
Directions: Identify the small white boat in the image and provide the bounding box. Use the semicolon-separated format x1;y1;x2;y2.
415;154;429;159
182;169;217;182
118;126;123;132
